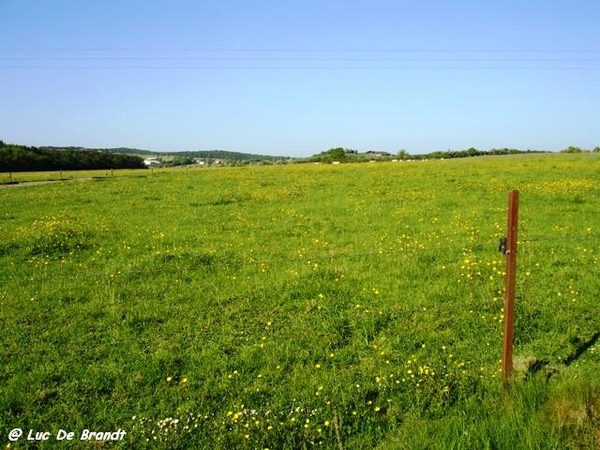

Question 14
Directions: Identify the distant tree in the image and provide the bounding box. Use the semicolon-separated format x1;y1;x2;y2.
561;146;583;153
328;147;346;160
165;156;194;167
465;147;480;157
317;147;347;163
593;146;600;153
397;149;410;160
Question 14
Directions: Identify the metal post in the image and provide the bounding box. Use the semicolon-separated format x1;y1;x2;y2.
502;190;519;383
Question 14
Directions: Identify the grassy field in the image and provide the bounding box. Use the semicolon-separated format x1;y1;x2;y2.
1;154;599;449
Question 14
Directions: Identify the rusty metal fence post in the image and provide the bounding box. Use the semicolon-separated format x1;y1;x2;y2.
501;190;520;383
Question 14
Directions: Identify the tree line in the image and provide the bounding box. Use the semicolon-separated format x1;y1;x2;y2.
43;146;288;163
307;145;600;164
0;141;147;172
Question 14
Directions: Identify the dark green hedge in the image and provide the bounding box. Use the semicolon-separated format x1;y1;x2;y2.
0;141;146;172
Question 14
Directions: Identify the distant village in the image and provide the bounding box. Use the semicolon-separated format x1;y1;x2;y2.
142;156;226;167
142;149;400;168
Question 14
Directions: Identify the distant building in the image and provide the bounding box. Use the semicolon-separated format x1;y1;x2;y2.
143;158;161;166
364;151;392;157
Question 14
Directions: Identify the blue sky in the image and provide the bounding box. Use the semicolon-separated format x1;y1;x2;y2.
1;0;598;156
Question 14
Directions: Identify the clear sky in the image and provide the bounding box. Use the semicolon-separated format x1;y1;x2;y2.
1;0;598;156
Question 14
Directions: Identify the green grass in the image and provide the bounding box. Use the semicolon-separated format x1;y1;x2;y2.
1;154;599;449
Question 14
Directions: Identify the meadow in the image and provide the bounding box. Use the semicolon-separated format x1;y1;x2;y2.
1;154;599;449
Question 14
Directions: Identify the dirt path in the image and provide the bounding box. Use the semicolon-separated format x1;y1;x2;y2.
0;178;94;188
